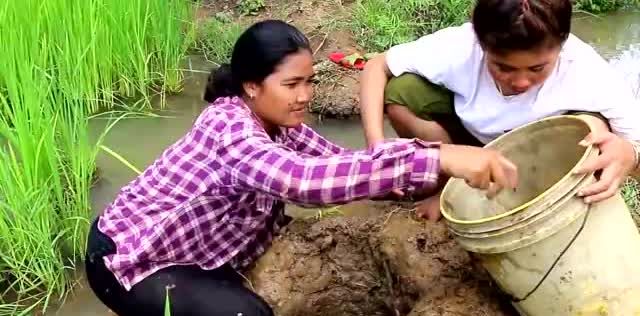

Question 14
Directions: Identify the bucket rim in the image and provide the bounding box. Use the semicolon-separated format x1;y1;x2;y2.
440;115;596;225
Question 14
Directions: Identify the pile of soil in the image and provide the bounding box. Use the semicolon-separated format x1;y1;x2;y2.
310;61;361;118
247;215;390;316
248;211;519;316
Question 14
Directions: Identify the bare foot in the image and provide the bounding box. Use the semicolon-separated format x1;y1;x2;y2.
415;193;442;222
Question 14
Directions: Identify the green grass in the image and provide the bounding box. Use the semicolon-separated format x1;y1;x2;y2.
238;0;266;16
574;0;639;14
195;14;246;64
352;0;636;52
0;0;193;314
352;0;473;52
0;0;194;114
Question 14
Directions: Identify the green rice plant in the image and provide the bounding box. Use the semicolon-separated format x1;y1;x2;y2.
0;0;195;314
0;32;98;313
165;287;172;316
0;70;78;315
0;62;124;316
0;0;194;114
352;0;473;52
195;15;246;64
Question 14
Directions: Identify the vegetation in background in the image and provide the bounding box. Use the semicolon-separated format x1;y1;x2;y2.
195;13;246;64
238;0;266;16
352;0;473;51
352;0;638;52
0;0;193;314
623;178;640;212
575;0;639;14
0;0;636;314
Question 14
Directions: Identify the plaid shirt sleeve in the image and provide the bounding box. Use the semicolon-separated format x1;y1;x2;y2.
284;123;348;156
215;120;441;205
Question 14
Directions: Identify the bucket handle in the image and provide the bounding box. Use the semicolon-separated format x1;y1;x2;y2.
508;208;591;303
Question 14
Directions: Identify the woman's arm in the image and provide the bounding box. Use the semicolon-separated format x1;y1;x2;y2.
285;123;349;156
218;121;517;206
221;124;441;205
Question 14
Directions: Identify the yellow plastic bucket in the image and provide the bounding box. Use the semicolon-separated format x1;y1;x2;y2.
440;116;640;315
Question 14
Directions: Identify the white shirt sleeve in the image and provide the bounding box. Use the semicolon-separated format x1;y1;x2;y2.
594;66;640;141
385;22;479;91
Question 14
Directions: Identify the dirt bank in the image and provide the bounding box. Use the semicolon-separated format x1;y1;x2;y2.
198;0;363;118
248;211;519;316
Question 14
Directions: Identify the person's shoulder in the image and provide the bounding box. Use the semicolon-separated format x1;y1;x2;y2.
561;34;611;69
399;22;481;68
198;96;249;124
557;35;636;104
561;34;621;82
195;96;261;137
412;22;477;47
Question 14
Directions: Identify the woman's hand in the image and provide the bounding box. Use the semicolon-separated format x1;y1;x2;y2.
439;144;519;197
574;131;636;203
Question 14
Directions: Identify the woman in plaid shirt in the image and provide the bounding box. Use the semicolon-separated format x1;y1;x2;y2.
85;20;518;316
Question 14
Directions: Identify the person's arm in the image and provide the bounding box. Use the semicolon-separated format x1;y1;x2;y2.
359;23;476;147
573;66;640;202
285;123;349;156
360;53;393;147
220;122;441;205
217;120;517;206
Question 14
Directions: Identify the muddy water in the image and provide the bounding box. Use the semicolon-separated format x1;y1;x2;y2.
49;12;640;316
573;11;640;93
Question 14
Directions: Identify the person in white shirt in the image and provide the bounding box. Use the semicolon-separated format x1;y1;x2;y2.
359;0;640;221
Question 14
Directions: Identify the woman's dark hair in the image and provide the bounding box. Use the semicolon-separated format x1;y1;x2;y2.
204;20;311;102
472;0;572;54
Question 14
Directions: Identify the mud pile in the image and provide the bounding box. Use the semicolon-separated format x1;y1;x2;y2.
308;61;360;118
248;212;519;316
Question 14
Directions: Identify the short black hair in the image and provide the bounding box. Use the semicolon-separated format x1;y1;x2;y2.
472;0;572;54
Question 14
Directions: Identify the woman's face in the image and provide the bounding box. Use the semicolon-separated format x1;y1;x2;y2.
485;45;561;96
245;49;315;134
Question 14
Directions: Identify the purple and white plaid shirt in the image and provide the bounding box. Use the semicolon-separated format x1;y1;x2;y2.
98;96;441;290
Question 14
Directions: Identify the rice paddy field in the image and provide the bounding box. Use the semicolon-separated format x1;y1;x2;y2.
0;0;638;315
0;0;193;314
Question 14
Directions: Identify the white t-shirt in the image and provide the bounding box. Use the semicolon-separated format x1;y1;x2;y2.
386;22;640;144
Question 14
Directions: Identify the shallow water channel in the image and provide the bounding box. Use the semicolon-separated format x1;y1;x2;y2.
48;11;640;316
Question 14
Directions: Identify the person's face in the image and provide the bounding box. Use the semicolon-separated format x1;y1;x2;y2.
244;49;314;133
485;45;561;96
